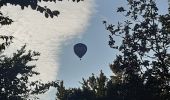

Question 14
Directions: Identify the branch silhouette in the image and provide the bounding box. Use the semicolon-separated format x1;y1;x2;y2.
0;0;83;25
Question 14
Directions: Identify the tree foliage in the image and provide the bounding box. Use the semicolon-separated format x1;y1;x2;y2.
0;45;59;100
56;0;170;100
56;71;109;100
104;0;170;99
0;0;83;26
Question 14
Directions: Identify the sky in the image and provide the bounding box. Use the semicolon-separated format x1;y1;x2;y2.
0;0;94;99
58;0;169;88
0;0;94;82
58;0;125;88
0;0;169;100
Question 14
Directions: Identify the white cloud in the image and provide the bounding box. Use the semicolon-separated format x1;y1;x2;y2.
0;0;95;99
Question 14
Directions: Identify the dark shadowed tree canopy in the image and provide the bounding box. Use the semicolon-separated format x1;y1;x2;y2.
0;45;59;100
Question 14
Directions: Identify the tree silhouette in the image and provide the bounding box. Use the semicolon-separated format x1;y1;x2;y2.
56;71;108;100
0;45;59;100
56;0;170;100
0;0;83;25
105;0;170;99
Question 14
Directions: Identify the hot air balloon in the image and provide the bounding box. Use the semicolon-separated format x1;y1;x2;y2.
74;43;87;60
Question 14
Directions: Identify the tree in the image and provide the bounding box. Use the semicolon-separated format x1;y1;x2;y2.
56;71;108;100
0;0;83;25
0;45;59;100
56;0;170;100
0;0;83;99
105;0;170;99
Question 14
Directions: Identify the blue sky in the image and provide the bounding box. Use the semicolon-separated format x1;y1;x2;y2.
58;0;169;88
58;0;124;88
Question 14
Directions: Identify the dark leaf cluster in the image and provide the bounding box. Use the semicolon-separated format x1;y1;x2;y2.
0;12;13;25
0;0;83;25
0;45;59;100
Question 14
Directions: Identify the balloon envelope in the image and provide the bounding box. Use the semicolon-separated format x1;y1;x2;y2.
74;43;87;59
